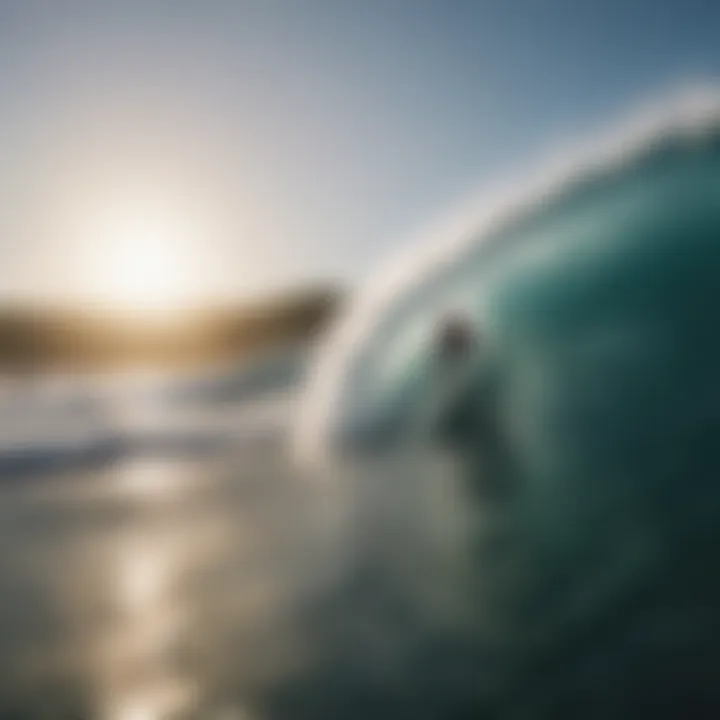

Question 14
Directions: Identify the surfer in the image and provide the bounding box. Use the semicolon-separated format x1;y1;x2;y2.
435;311;477;365
432;312;509;498
425;311;480;440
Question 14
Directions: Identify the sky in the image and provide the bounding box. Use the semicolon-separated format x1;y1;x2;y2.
0;0;719;309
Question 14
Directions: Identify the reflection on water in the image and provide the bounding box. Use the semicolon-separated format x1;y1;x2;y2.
0;352;527;718
0;412;486;720
0;445;330;719
115;460;193;500
102;464;194;720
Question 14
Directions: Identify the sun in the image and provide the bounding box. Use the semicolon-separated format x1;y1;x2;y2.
104;214;188;311
84;203;203;315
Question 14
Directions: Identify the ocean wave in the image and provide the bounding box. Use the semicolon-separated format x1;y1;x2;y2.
295;83;720;463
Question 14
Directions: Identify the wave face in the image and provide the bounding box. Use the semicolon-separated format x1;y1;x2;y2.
288;90;720;716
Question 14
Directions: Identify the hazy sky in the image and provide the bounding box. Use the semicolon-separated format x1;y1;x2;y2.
1;0;720;307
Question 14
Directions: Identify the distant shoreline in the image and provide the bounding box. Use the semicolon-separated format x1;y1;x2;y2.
0;285;343;373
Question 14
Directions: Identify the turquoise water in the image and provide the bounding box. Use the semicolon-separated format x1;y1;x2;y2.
295;105;720;717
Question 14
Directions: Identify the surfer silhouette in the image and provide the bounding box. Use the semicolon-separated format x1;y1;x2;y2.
436;311;476;365
424;311;480;440
430;312;509;499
